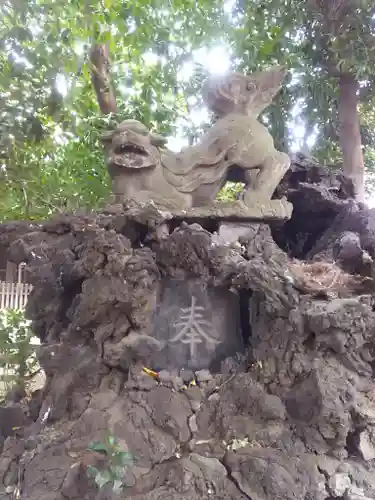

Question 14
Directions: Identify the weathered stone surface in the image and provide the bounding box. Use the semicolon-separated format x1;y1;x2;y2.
216;222;252;245
2;160;375;500
171;198;293;223
224;448;326;500
328;472;351;497
0;405;29;453
123;453;249;499
358;427;375;461
149;278;244;371
273;152;358;259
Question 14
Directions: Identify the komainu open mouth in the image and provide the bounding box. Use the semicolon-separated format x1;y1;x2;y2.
114;144;148;156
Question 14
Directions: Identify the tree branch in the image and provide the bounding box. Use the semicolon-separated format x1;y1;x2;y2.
89;43;117;115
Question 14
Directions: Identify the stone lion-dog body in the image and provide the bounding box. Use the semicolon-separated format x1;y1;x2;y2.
101;66;290;210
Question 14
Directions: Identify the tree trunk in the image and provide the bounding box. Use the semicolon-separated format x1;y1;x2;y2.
89;44;117;115
338;74;365;201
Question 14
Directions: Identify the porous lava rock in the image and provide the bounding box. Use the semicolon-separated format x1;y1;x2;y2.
1;156;375;499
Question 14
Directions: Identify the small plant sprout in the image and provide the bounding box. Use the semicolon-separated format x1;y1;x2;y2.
87;433;133;493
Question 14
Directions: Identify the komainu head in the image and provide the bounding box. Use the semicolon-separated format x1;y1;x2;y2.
100;119;167;171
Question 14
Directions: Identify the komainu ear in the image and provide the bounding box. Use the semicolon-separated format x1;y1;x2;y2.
100;130;114;144
149;132;168;147
250;66;287;116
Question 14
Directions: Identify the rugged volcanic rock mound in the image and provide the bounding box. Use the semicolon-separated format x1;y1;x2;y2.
1;156;375;499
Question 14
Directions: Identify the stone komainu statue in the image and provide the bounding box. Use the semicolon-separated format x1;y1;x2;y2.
101;66;291;214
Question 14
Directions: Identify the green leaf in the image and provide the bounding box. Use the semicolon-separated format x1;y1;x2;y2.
87;441;108;454
94;470;112;490
106;434;115;447
118;451;133;466
113;479;123;492
86;466;100;478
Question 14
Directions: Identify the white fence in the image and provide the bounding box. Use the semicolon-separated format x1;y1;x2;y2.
0;275;38;398
0;281;33;310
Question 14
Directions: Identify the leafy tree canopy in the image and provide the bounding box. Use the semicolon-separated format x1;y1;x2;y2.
1;0;375;221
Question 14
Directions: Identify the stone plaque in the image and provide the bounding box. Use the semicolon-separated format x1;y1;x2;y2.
149;278;244;371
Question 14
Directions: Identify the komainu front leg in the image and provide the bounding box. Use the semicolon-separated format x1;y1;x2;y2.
242;151;290;205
